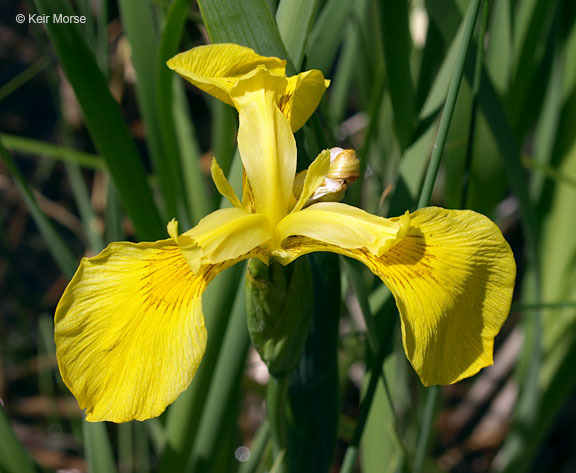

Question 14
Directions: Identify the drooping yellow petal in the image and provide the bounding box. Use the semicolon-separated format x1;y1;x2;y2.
210;158;243;209
167;43;286;106
173;209;273;272
55;240;212;422
278;207;515;386
279;70;330;131
275;202;409;256
231;68;297;225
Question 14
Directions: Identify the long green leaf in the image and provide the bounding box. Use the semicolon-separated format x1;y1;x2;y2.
198;0;292;70
276;0;318;70
83;422;118;473
156;0;193;224
32;0;164;241
186;277;250;473
0;138;77;279
0;409;36;473
378;0;415;150
118;0;170;215
305;0;357;73
1;133;104;170
417;0;483;209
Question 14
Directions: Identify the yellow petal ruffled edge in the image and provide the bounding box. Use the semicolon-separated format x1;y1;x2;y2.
277;207;516;385
55;240;212;422
167;43;286;106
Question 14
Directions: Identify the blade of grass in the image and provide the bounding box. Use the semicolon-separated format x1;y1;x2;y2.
211;100;237;177
0;408;36;473
172;78;212;224
96;0;109;75
0;57;50;101
198;0;293;71
327;0;366;126
361;351;405;473
305;0;357;73
32;0;164;241
186;274;250;473
0;138;77;278
285;253;341;473
238;421;271;473
530;28;565;199
508;0;556;128
460;0;490;208
118;0;166;204
413;385;439;473
1;134;105;170
83;422;118;473
275;0;318;70
105;178;125;242
377;0;415;150
64;161;104;253
417;0;483;209
155;0;194;223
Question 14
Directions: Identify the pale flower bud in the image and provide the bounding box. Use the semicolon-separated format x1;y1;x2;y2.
294;147;360;208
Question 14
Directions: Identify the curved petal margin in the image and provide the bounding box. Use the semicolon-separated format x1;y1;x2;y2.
167;43;286;107
278;207;516;386
55;240;214;422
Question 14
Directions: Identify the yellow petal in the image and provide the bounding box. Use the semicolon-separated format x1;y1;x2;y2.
210;158;243;209
242;168;256;212
275;202;409;256
167;43;286;106
55;240;212;422
291;149;331;213
231;68;297;225
174;208;273;272
278;207;516;386
280;70;330;131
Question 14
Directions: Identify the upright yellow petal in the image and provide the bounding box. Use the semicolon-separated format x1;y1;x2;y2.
278;207;515;385
275;202;409;256
231;68;297;225
210;158;243;209
173;209;273;272
167;43;286;106
55;240;213;422
279;70;330;131
291;149;331;213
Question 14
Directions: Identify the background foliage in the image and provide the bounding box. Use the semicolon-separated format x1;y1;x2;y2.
1;0;576;471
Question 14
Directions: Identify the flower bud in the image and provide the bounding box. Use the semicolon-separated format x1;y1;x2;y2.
245;258;314;376
294;147;360;208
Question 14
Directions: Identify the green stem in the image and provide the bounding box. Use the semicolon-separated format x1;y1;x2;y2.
266;375;291;459
0;57;50;101
460;0;490;208
340;334;390;472
238;421;271;473
417;0;484;210
413;385;439;473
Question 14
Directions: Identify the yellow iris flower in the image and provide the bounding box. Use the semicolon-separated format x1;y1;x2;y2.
54;43;516;423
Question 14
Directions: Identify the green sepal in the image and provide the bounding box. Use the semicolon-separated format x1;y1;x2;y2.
246;258;314;376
